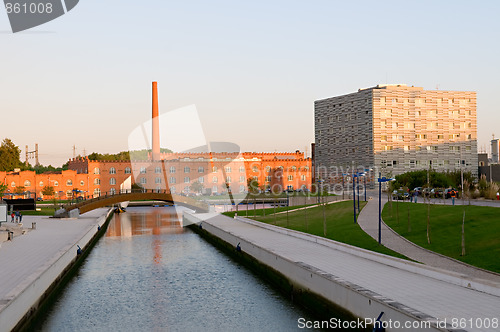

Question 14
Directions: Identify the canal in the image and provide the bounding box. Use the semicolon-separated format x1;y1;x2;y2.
34;206;319;331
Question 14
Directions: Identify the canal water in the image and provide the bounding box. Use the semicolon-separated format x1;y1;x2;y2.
35;207;319;331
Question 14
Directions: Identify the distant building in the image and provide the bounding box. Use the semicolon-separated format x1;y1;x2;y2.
0;151;312;200
68;151;312;196
314;84;478;183
478;152;500;183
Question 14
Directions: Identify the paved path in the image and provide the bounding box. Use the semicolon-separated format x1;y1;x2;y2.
0;209;108;309
357;193;500;283
202;214;500;332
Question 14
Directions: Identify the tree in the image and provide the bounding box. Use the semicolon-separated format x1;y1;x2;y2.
247;178;260;195
0;182;7;198
42;186;55;197
191;180;204;194
14;186;25;194
0;138;22;171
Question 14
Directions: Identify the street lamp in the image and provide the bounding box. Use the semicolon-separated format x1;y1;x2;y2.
378;173;395;244
352;173;357;223
352;171;365;221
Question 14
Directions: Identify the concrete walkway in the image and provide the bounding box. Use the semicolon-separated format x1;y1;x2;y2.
0;209;109;332
357;193;500;283
197;213;500;332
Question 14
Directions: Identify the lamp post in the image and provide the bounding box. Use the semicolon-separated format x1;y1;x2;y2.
341;174;345;200
356;174;360;212
364;173;367;201
352;173;356;223
378;173;395;244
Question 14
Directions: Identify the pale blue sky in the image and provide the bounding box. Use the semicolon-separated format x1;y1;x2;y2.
1;0;499;166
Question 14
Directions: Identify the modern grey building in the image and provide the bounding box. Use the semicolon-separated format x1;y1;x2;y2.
314;84;478;183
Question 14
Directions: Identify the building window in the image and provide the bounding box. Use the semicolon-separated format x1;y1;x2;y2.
140;177;147;184
301;175;306;181
169;166;176;173
169;177;176;184
171;187;176;194
39;181;44;187
198;167;204;173
155;177;162;184
110;167;116;174
199;177;204;183
184;177;190;183
94;178;100;185
252;166;258;172
94;167;100;175
226;176;231;183
212;186;218;193
239;166;245;173
110;188;116;195
140;167;146;174
265;166;271;173
225;167;231;173
212;176;218;183
110;178;116;185
212;166;218;173
66;179;72;186
239;175;245;183
80;180;84;186
93;188;101;198
53;181;59;187
184;167;190;173
125;167;131;174
265;176;271;182
155;166;161;174
239;185;246;193
287;175;293;181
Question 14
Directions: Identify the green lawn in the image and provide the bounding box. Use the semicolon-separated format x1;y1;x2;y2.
383;202;500;273
19;207;56;216
224;201;409;260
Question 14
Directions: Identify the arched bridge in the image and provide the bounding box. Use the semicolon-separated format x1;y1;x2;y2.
55;190;210;217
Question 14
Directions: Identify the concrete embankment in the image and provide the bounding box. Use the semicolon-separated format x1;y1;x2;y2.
184;212;500;332
0;209;113;332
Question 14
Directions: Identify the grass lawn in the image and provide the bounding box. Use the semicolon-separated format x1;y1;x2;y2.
383;202;500;273
197;192;336;201
19;207;56;216
224;201;409;260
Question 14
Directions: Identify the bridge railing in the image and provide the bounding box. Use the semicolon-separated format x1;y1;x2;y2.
64;189;173;207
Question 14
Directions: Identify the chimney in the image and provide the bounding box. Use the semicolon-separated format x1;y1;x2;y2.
152;81;160;161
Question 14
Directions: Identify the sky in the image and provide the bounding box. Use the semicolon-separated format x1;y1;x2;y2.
1;0;499;167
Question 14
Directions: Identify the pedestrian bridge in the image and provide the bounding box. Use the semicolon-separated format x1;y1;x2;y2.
55;190;210;217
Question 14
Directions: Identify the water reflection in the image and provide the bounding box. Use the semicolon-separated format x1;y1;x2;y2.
107;206;184;238
36;207;320;332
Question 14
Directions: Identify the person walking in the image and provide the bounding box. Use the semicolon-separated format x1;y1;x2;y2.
11;212;14;222
15;211;19;223
451;189;456;206
19;212;22;223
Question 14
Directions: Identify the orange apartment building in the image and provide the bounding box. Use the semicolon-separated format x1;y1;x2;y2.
1;82;311;200
1;151;312;200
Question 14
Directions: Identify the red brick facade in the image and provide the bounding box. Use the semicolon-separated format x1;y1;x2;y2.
1;151;312;199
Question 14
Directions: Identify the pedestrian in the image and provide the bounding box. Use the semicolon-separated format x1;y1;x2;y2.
414;191;418;203
15;211;19;223
451;190;456;206
19;212;22;223
11;212;14;222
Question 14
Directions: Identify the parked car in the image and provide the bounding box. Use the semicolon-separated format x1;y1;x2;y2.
413;187;422;196
431;188;444;198
444;188;459;199
392;189;409;200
